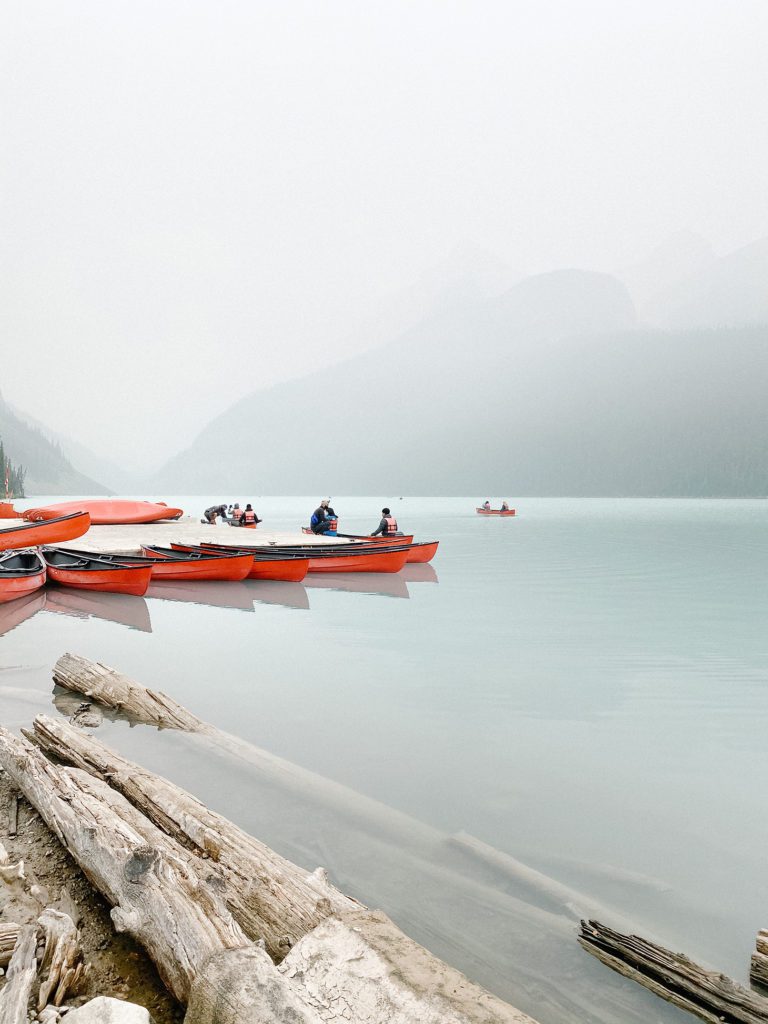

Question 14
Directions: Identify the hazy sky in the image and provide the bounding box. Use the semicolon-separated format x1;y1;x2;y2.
2;1;766;468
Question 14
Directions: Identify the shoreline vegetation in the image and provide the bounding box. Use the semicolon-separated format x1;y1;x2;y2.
0;438;25;500
1;653;767;1022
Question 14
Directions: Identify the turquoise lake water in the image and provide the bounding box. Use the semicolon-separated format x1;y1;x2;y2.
2;496;767;1024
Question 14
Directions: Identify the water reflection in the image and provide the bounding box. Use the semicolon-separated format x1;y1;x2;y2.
244;581;310;610
0;591;47;637
401;564;439;584
304;572;410;599
44;589;152;633
146;580;254;611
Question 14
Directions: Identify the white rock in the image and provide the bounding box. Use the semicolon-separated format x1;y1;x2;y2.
63;998;154;1023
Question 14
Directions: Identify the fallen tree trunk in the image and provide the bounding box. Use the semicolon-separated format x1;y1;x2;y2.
579;919;768;1024
53;653;207;732
752;930;768;989
0;727;248;1004
31;714;360;960
0;924;37;1024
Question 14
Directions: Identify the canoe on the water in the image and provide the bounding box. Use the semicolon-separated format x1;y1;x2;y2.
140;545;253;581
23;500;183;525
170;543;310;582
336;533;416;545
43;548;152;596
0;512;91;551
402;540;439;563
476;507;516;516
202;542;410;574
0;551;46;603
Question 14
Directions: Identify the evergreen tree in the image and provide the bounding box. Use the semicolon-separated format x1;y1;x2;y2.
0;436;26;498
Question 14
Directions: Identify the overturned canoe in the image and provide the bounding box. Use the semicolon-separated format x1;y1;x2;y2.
0;512;91;551
0;551;46;604
170;543;309;583
43;548;153;596
24;500;183;525
476;507;516;516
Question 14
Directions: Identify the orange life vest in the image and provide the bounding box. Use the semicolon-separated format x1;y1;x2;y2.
383;516;398;534
243;509;256;525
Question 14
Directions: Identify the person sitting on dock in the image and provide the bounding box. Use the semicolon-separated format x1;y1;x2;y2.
482;500;491;511
310;498;337;534
239;504;261;528
370;507;400;536
203;504;227;525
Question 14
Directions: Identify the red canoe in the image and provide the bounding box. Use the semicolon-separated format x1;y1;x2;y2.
202;542;410;574
140;545;254;581
0;551;46;603
476;507;516;516
402;540;439;563
0;512;91;552
170;543;310;582
43;549;152;596
24;500;183;525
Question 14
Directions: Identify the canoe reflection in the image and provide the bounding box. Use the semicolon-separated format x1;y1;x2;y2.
400;563;439;584
243;581;310;610
44;589;152;633
304;573;409;599
146;580;254;611
0;591;47;637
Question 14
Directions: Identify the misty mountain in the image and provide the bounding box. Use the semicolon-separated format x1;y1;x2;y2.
620;230;715;321
644;236;768;329
0;395;110;495
155;267;768;497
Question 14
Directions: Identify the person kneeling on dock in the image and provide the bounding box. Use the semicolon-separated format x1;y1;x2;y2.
238;503;261;528
371;507;400;536
203;504;227;524
310;498;337;535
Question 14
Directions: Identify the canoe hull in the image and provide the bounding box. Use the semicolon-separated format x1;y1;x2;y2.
405;541;439;563
0;512;91;551
169;543;309;582
139;546;253;581
24;500;183;525
0;554;46;603
476;508;516;516
193;542;409;574
46;563;152;596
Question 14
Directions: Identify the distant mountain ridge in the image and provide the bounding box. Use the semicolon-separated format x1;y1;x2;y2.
0;394;110;495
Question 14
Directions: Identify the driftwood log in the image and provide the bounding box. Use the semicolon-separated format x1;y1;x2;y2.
752;930;768;989
579;919;768;1024
0;924;37;1024
0;727;248;1004
30;714;360;959
36;906;85;1010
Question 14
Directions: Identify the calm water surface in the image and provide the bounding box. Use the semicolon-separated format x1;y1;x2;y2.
2;497;767;1024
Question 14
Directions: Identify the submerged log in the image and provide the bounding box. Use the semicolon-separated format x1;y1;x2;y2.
579;919;768;1024
30;715;360;959
0;727;248;1003
53;654;207;733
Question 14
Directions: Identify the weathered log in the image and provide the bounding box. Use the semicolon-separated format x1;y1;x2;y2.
30;715;359;960
579;918;768;1024
54;654;207;732
0;727;248;1003
185;909;538;1024
36;907;85;1010
0;923;19;967
65;996;155;1022
0;923;37;1024
751;930;768;988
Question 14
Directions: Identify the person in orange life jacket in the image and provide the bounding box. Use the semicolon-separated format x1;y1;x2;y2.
310;498;337;534
371;507;399;536
239;503;261;528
